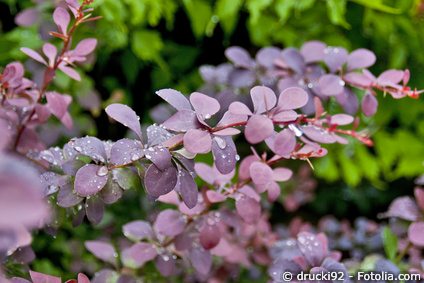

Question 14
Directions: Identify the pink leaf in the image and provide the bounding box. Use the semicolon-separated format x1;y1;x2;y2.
53;7;70;34
21;48;47;65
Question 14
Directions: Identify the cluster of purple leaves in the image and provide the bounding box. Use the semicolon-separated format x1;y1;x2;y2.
191;43;422;119
0;0;97;154
0;0;98;279
381;177;424;276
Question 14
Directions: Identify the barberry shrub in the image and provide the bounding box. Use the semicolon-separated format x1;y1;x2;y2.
0;1;423;282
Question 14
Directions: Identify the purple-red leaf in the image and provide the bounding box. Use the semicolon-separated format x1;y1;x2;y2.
74;39;97;56
156;89;191;110
245;115;274;144
211;136;237;175
154;209;186;237
74;164;108;197
249;161;273;186
236;196;261;224
21;48;47;65
408;222;424;247
123;220;154;241
105;104;142;139
190;92;220;119
184;129;212;154
110;138;144;166
250;86;277;114
318;74;345;96
29;271;61;283
278;87;309;110
361;93;378;117
347;49;376;70
53;7;70;34
199;224;221;250
85;240;117;265
144;164;177;198
273;129;296;156
225;46;254;68
121;242;157;268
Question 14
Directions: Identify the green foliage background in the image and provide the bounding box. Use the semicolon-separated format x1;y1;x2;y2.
1;0;424;280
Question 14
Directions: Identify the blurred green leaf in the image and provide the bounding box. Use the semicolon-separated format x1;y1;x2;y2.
131;30;164;63
382;226;398;261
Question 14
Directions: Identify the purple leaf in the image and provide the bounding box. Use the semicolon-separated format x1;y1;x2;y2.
15;8;40;27
330;114;354;125
58;63;81;81
20;48;47;65
361;93;378;117
199;223;221;250
121;242;157;269
86;196;105;225
323;47;348;72
249;161;273;186
190;92;220;119
146;125;174;146
162;110;200;131
154;209;186;237
29;271;61;283
78;274;90;283
155;254;176;276
281;48;305;74
144;164;177;198
245;115;274;144
297;232;327;266
225;46;254;68
42;43;57;66
110;139;144;166
239;155;259;180
57;183;83;208
273;168;293;182
100;179;123;204
183;129;212;154
70;136;107;162
206;190;226;203
216;111;248;127
53;7;70;34
74;39;98;56
256;47;281;68
144;146;172;170
46;92;71;120
194;163;215;185
273;129;296;156
85;240;117;265
213;128;241;136
228;101;253;115
156;89;191;110
272;110;298;122
250;86;277;114
236;196;261;224
302;126;336;144
74;164;108;197
278;87;309;110
105;104;142;139
414;188;424;211
377;70;404;85
211;136;237;175
300;41;326;63
384;196;420;221
344;72;373;88
347;49;376;70
408;222;424;247
176;168;198;209
189;247;212;275
123;220;154;241
318;74;345;96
